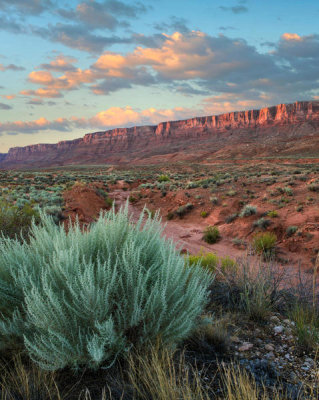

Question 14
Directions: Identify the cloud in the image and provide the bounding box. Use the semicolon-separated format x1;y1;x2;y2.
154;17;190;33
0;0;53;15
0;63;25;71
0;15;26;34
276;33;319;59
281;33;302;42
2;95;16;100
0;106;195;135
93;31;278;82
219;6;248;14
38;54;78;72
18;30;319;107
32;23;132;53
58;0;147;27
0;117;70;135
73;106;193;128
0;102;12;110
20;88;63;98
28;1;148;53
219;26;237;31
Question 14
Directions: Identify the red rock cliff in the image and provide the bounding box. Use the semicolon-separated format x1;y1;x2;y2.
2;101;319;167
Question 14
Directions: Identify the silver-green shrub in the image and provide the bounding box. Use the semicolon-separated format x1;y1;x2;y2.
0;205;211;370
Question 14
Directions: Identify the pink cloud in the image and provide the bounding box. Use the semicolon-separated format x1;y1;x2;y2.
0;106;195;135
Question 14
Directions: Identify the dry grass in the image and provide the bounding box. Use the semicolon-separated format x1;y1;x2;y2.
219;363;283;400
0;355;61;400
127;346;213;400
1;347;319;399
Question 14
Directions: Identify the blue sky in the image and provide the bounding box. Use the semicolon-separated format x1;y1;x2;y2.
0;0;318;152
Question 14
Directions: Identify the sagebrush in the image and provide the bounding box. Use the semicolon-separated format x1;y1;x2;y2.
0;204;212;370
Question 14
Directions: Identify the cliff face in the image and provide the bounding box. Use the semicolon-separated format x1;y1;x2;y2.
2;101;319;168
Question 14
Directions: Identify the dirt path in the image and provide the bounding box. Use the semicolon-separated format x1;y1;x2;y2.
110;189;315;291
111;188;244;257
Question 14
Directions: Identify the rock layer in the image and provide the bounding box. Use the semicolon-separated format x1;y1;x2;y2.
2;101;319;168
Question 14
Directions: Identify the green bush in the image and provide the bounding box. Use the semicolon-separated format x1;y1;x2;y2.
175;203;194;218
186;251;235;274
202;226;221;244
267;210;278;218
200;211;208;218
308;183;319;192
129;195;137;203
253;218;271;230
0;205;211;370
252;232;277;258
0;201;39;239
286;226;298;237
225;213;238;224
166;211;174;220
239;205;257;217
157;174;170;182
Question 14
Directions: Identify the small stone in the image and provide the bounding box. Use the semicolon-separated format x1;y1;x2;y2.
274;325;284;334
270;315;280;324
239;342;254;352
265;351;275;359
265;344;274;351
305;357;314;366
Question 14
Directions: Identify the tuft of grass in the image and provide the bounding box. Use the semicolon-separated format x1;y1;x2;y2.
267;210;278;218
0;355;61;400
157;174;170;182
193;314;231;353
127;346;212;400
289;303;319;354
252;232;277;259
128;195;137;203
202;226;221;244
219;363;283;400
186;250;236;274
200;211;209;218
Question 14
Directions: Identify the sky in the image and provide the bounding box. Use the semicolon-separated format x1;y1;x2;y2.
0;0;319;152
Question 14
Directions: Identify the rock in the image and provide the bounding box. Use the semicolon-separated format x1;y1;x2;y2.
265;351;275;359
270;315;281;324
230;336;240;343
274;325;284;334
283;319;295;326
1;101;319;168
304;357;314;366
239;342;254;351
265;344;274;351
